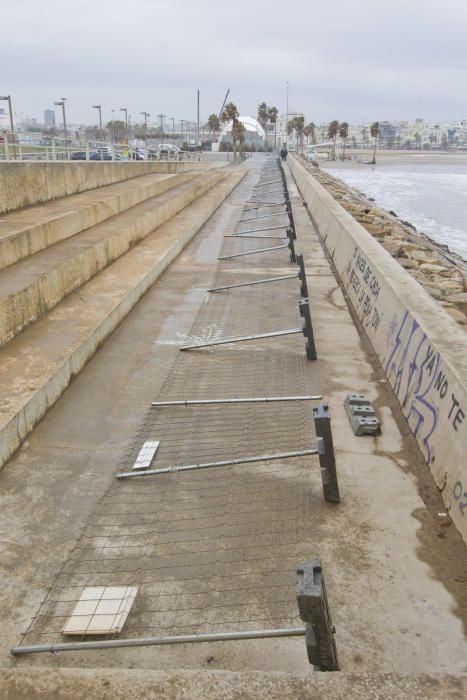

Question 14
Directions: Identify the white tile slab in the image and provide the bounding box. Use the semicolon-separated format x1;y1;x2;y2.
62;585;138;635
132;440;160;470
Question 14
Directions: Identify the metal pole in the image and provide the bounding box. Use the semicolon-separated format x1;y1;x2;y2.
157;113;166;145
208;273;298;292
11;627;306;656
218;88;230;120
0;95;17;159
117;449;318;479
254;179;282;187
197;89;200;145
181;326;302;351
218;243;287;260
120;108;128;136
231;224;287;236
141;112;150;146
244;203;287;211
62;99;68;157
239;212;289;223
151;396;322;407
224;234;285;240
252;188;286;196
245;200;287;206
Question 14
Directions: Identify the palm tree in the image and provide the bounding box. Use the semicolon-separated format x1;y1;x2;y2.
293;115;305;154
361;126;369;145
414;132;422;150
328;120;339;160
304;122;316;145
106;120;125;143
339;122;349;160
207;114;220;138
221;102;240;160
370;122;380;164
257;102;269;130
309;121;316;144
233;120;246;157
268;106;278;148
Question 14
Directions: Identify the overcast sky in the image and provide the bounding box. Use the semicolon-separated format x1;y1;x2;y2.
3;0;467;126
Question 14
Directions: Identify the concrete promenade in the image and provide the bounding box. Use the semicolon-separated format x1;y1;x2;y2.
0;156;465;695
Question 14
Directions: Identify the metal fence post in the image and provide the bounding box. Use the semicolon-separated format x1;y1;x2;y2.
299;299;317;360
287;228;296;263
296;559;339;671
313;404;340;503
288;210;296;238
296;254;308;298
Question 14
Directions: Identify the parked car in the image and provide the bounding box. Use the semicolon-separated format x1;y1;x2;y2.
89;151;127;161
130;150;146;160
151;144;182;160
71;151;88;160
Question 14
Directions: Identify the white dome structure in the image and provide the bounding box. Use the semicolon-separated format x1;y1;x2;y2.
219;115;266;148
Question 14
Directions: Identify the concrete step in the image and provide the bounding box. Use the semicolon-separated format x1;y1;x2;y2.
0;169;228;347
0;171;197;270
0;169;245;469
0;160;225;214
0;669;464;699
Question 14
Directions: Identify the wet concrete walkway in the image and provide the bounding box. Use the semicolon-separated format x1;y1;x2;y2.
0;155;466;679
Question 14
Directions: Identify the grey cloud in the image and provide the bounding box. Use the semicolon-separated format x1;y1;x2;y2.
2;0;467;124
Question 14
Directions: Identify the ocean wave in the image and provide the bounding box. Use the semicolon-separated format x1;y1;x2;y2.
325;166;467;260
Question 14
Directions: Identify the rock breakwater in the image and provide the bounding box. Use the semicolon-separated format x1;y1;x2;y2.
299;157;467;327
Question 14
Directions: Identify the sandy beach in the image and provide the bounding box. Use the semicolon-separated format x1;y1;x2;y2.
320;150;467;169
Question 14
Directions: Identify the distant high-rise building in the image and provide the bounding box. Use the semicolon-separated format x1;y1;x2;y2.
44;109;56;128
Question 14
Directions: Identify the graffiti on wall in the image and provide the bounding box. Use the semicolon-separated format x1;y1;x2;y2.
344;247;383;332
385;310;466;517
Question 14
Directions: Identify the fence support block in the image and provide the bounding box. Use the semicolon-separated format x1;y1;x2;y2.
299;299;317;360
287;229;296;262
297;254;308;298
313;404;340;503
296;559;339;671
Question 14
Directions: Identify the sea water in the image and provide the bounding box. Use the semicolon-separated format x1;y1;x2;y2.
323;160;467;261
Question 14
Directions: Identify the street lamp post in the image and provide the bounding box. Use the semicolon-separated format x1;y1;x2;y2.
171;117;175;141
120;107;128;133
92;104;102;130
54;97;68;158
180;120;186;148
157;113;166;145
0;94;16;158
140;111;150;146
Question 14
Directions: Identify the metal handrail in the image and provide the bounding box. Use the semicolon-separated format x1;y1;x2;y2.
0;129;237;163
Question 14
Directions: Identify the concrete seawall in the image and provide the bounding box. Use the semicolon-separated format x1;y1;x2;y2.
289;154;467;544
0;160;226;214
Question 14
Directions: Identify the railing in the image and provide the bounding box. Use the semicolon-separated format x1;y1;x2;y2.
0;130;236;163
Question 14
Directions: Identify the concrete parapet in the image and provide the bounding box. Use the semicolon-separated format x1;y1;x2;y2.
289;154;467;544
0;160;227;214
